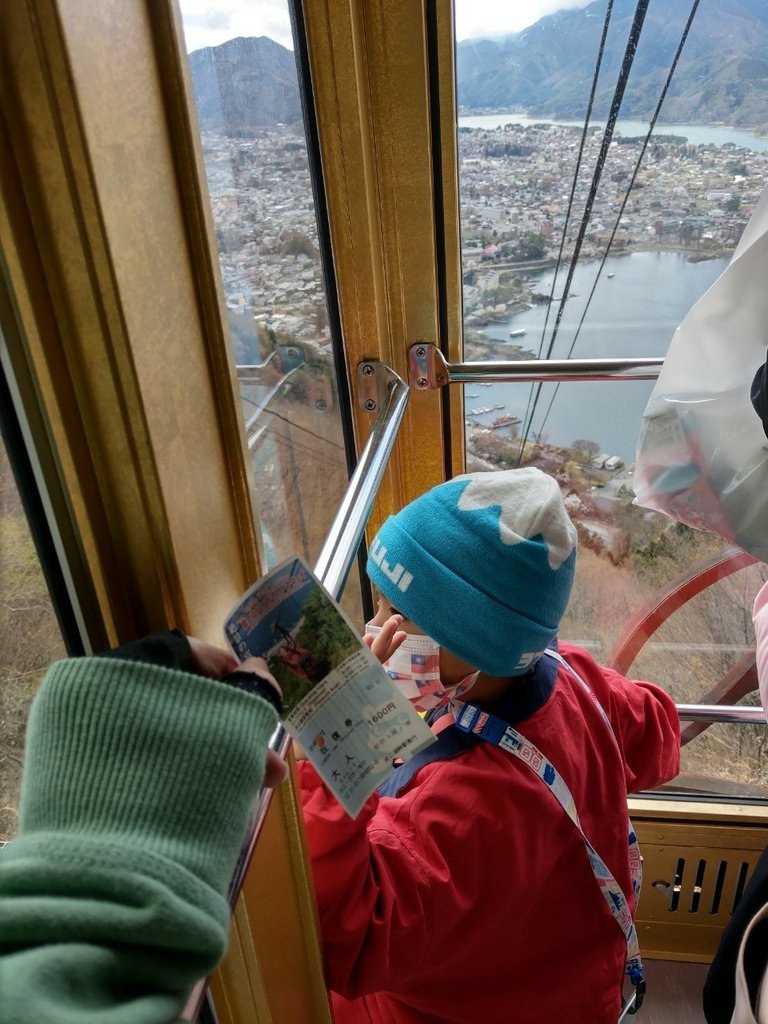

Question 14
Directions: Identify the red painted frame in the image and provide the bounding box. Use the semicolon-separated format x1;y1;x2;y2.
607;548;760;746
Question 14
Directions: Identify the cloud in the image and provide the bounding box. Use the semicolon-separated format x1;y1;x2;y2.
183;10;232;31
179;0;595;53
180;0;294;52
455;0;592;42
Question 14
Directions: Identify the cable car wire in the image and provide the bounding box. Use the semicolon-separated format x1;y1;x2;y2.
533;0;616;358
517;0;650;457
518;0;616;458
534;0;701;446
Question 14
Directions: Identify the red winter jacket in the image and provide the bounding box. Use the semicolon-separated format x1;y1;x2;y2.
299;643;680;1024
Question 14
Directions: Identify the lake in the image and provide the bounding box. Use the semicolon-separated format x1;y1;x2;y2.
465;251;730;462
458;114;768;154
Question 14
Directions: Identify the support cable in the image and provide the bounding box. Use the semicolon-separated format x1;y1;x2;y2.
518;0;650;456
534;0;701;444
519;0;616;454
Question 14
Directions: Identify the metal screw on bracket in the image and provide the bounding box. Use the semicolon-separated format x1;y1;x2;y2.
414;346;426;358
363;399;377;411
416;377;427;389
361;363;374;376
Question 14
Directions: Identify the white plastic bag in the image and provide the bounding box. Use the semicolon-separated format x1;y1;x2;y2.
634;186;768;562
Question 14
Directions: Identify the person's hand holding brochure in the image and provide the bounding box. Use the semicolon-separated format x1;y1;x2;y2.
223;556;435;817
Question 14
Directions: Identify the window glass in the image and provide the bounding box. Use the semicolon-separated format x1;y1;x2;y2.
178;3;363;621
0;437;65;840
455;0;768;794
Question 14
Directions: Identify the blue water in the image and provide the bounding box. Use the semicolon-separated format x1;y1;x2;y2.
458;114;768;153
465;251;729;462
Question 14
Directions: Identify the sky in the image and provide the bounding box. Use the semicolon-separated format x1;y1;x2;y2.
180;0;593;53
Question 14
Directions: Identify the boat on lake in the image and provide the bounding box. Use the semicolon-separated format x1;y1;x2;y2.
491;413;521;430
510;328;527;338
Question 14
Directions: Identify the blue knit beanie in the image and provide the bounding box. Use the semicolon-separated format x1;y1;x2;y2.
366;468;577;677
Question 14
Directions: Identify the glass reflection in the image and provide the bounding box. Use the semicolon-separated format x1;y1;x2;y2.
178;11;353;593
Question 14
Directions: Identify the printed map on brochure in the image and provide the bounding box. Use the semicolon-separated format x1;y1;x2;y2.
223;555;434;817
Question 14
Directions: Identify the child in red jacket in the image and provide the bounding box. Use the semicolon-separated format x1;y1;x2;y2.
298;467;680;1024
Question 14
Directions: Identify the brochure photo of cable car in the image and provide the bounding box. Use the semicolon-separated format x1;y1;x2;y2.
266;585;360;709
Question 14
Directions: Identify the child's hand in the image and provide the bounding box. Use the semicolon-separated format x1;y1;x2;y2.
364;614;406;664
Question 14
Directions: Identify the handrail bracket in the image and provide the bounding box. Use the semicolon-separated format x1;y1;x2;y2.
357;359;410;411
407;342;449;391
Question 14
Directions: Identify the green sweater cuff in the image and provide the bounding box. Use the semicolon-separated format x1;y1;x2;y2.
19;657;279;896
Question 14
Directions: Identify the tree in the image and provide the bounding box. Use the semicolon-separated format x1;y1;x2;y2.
571;438;601;465
518;233;546;260
279;229;318;259
296;588;359;669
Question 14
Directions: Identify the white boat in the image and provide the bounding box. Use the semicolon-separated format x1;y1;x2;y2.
509;328;527;338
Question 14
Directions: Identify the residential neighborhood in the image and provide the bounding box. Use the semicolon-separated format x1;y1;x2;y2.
200;118;767;363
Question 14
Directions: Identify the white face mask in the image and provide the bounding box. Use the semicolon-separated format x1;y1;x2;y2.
364;625;480;713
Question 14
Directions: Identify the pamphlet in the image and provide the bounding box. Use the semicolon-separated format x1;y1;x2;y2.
223;555;435;817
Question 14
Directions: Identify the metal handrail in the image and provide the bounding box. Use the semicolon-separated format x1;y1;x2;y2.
443;355;663;383
314;377;410;595
676;704;766;726
183;372;410;1021
408;342;663;390
226;375;409;903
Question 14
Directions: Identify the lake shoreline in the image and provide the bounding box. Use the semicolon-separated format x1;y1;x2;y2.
458;113;768;152
466;246;731;329
476;243;732;276
462;250;731;461
458;110;768;141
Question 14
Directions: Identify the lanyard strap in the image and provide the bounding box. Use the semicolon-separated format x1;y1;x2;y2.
454;660;645;993
545;649;643;904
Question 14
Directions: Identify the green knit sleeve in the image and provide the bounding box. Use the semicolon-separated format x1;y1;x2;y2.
0;656;279;1024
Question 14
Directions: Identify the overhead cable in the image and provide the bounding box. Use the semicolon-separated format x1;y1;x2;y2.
535;0;701;444
518;0;616;459
518;0;650;455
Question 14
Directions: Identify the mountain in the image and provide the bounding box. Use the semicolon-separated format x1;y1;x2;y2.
187;1;768;135
456;0;768;128
188;36;302;134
